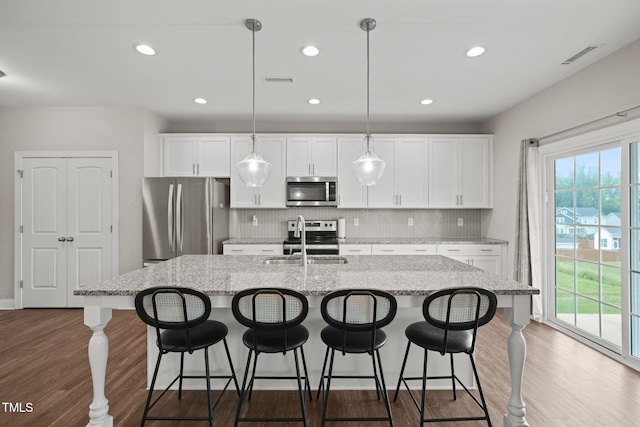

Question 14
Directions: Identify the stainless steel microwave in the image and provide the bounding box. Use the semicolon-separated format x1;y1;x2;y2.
286;177;338;207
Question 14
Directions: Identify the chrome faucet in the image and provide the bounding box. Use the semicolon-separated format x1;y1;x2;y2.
294;215;307;265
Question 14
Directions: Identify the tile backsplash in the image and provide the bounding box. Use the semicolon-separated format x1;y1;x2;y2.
230;208;481;239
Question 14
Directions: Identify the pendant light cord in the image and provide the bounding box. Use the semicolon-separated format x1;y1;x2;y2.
366;22;370;140
251;21;257;151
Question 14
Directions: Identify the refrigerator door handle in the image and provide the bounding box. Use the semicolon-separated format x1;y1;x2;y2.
168;184;175;251
206;179;212;254
177;183;183;251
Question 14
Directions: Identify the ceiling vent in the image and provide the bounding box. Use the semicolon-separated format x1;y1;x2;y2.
262;76;295;84
562;46;598;65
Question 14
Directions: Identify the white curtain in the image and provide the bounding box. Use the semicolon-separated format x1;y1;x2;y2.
514;139;544;321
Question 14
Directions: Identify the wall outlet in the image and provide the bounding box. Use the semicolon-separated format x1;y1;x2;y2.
354;218;359;226
458;218;463;227
408;218;414;226
252;215;258;226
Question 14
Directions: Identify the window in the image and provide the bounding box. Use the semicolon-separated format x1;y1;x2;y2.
601;238;608;248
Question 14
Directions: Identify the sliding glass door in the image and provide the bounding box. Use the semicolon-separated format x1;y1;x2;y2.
552;145;622;350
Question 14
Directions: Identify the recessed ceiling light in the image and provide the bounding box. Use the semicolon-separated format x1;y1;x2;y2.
465;46;485;57
194;98;207;104
301;45;320;57
420;99;434;105
308;98;321;105
134;44;156;56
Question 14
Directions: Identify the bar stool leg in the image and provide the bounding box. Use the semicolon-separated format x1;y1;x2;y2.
374;349;394;427
204;349;214;427
450;353;457;400
140;351;163;427
223;337;240;396
234;349;254;427
320;348;336;427
300;346;313;401
420;348;428;425
178;352;185;400
316;346;330;400
393;340;411;402
293;348;308;427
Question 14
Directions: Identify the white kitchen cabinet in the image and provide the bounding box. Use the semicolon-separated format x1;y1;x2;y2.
163;135;230;177
337;137;368;208
371;244;437;255
339;244;372;255
223;244;283;255
230;136;286;208
286;136;337;177
436;244;504;276
428;137;492;208
368;137;428;208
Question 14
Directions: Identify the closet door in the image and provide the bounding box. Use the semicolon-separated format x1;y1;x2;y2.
20;157;114;307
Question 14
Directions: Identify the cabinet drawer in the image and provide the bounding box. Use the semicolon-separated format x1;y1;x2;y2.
223;244;283;255
339;244;372;255
437;244;501;256
371;244;437;255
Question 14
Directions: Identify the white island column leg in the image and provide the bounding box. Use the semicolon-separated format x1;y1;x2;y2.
502;295;530;427
84;296;113;427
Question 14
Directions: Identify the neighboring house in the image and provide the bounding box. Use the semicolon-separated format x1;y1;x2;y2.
593;227;622;250
606;212;622;226
556;207;603;236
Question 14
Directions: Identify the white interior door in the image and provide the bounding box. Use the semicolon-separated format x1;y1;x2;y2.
19;156;115;308
21;158;69;307
66;158;113;307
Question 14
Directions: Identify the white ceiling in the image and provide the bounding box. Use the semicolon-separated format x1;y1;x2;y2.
1;0;639;126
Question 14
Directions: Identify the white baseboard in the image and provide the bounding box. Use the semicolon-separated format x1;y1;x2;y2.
0;299;16;310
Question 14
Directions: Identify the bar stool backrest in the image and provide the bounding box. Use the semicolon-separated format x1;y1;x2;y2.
232;288;309;353
423;287;497;354
321;289;397;354
135;287;211;353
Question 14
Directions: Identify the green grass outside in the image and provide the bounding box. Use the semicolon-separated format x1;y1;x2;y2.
555;259;621;314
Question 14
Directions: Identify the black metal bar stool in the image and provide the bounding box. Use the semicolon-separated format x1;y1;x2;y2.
231;287;312;426
317;289;397;426
393;287;497;426
134;286;238;427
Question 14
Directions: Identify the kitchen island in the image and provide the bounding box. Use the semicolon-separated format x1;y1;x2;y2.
76;254;538;427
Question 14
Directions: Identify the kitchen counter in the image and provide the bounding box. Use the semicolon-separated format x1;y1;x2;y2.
77;254;533;297
77;254;535;427
222;237;508;245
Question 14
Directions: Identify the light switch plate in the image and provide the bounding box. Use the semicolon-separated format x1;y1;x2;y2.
458;218;463;226
354;218;359;226
408;218;414;226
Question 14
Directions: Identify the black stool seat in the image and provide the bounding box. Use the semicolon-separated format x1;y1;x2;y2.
160;320;228;353
405;321;473;354
242;324;309;353
321;326;387;353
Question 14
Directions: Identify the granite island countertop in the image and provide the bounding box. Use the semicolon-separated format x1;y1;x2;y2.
75;254;536;297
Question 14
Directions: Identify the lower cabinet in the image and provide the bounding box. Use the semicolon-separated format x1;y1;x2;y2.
436;244;504;276
371;244;437;255
339;244;373;255
223;244;283;255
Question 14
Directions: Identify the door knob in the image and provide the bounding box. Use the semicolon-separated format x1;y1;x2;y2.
58;237;67;242
67;237;74;242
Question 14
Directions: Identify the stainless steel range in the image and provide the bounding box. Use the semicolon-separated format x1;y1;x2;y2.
283;220;339;255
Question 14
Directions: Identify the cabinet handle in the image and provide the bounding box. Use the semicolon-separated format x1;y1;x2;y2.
349;249;362;252
261;249;274;252
231;249;243;252
382;249;395;252
446;249;461;252
481;249;493;252
415;249;429;252
399;194;402;205
455;195;459;206
67;237;74;242
193;163;196;175
460;195;463;206
197;163;200;175
58;237;67;242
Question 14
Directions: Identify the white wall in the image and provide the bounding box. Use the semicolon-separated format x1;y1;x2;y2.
482;38;640;279
0;106;168;300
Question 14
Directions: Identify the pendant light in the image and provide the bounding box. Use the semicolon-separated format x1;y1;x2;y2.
351;18;385;186
236;18;273;187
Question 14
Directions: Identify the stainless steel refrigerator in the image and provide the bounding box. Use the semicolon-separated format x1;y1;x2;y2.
143;178;229;263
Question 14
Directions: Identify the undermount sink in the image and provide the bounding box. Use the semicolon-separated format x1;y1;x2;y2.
263;256;348;265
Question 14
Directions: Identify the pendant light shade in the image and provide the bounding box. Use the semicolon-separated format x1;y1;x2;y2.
351;135;385;186
351;18;385;186
236;18;272;187
236;136;273;187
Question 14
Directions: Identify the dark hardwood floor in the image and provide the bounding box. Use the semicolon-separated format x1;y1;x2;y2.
2;308;640;426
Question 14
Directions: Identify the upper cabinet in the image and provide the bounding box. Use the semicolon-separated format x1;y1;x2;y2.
163;135;230;177
337;137;368;208
286;136;337;177
428;136;492;208
230;136;286;208
368;137;428;208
